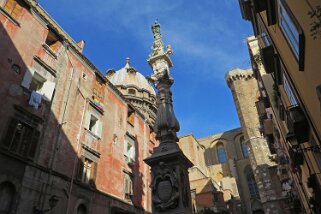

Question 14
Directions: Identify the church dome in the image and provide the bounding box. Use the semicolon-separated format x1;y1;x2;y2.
106;58;157;124
108;58;156;96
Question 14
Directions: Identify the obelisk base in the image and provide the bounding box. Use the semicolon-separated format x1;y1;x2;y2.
144;143;193;214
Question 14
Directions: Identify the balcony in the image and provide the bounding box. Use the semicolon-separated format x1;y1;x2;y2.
289;148;304;166
286;106;309;144
253;0;277;25
239;0;252;21
261;45;281;75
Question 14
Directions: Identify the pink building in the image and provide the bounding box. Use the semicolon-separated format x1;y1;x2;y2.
0;0;157;213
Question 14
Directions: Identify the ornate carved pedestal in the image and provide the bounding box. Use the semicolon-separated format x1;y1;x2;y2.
144;146;193;214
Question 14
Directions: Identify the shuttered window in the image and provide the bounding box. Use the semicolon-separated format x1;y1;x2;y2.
45;29;60;53
84;111;102;139
124;135;135;163
278;0;305;70
21;61;56;102
3;0;22;19
127;107;135;126
77;156;97;186
123;172;133;199
1;118;40;158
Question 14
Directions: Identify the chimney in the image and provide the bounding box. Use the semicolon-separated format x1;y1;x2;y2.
76;40;85;52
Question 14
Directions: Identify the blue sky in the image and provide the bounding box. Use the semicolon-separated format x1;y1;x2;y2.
38;0;253;138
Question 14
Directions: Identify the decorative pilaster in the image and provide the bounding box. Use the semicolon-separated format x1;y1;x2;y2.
144;21;193;214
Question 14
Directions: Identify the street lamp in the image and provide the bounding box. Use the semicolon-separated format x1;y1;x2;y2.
33;195;59;214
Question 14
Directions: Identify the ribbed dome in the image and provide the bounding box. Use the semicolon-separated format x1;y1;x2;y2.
108;58;156;95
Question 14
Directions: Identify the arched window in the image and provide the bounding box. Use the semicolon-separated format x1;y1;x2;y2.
240;136;249;159
0;182;15;213
216;142;227;163
77;204;87;214
244;166;260;199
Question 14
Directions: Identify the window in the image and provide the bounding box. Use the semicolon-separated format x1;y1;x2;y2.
45;29;60;53
89;115;98;133
82;72;87;81
216;142;227;164
0;182;15;213
257;18;271;46
124;135;135;163
123;172;133;199
2;118;40;158
21;61;56;101
213;192;220;202
127;107;135;126
240;136;249;159
3;0;22;19
84;111;102;138
278;0;304;70
128;89;136;95
245;166;260;199
283;71;298;106
77;156;97;186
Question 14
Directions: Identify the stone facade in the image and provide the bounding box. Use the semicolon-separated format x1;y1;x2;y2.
178;68;287;214
226;68;285;214
0;0;156;213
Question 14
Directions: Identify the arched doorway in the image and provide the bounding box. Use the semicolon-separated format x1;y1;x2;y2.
0;182;15;213
77;204;87;214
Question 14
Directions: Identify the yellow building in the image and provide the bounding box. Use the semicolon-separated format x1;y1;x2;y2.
239;0;321;213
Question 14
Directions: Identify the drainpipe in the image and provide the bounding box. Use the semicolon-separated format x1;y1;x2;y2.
65;84;87;214
40;41;75;212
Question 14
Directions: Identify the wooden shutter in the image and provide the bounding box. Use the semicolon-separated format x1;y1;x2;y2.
128;112;134;125
130;143;135;162
90;162;97;186
3;0;14;14
28;129;40;158
10;1;22;19
129;176;133;195
2;118;19;148
76;157;85;181
124;175;129;195
21;69;34;89
39;80;55;101
97;121;102;138
83;112;91;130
124;138;128;158
50;41;59;52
